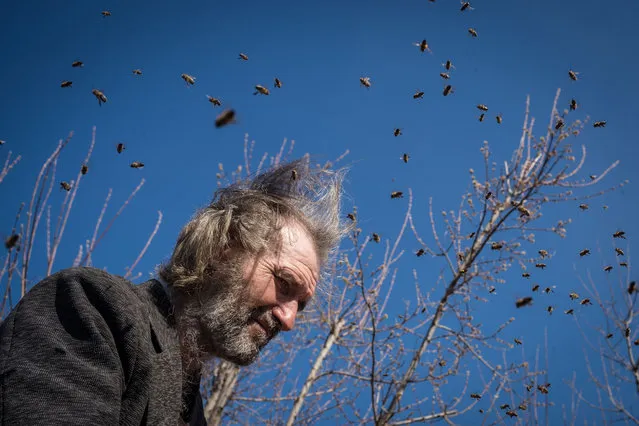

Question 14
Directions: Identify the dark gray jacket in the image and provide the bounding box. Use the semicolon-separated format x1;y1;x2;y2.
0;267;207;425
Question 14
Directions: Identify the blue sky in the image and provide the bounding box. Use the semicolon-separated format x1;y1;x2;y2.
1;0;638;423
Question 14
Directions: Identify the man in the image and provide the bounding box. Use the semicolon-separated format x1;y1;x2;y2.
0;158;346;425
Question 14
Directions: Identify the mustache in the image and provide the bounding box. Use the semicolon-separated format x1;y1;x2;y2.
250;307;282;339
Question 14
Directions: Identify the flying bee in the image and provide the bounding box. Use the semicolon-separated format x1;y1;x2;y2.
570;99;578;110
626;328;631;337
485;191;491;199
372;233;380;243
538;249;548;258
496;114;502;124
593;121;607;128
254;85;270;95
488;286;496;294
130;162;144;169
92;89;107;105
4;234;19;250
416;248;425;257
101;10;111;17
467;232;475;239
565;308;574;315
443;84;454;96
628;281;636;294
606;333;613;339
569;292;579;300
490;241;503;250
81;164;88;175
413;90;424;99
393;128;402;137
438;359;446;367
505;411;518;418
544;286;555;294
116;143;125;154
390;191;404;199
71;61;83;67
360;77;371;88
402;153;410;163
535;263;546;269
580;298;592;305
568;70;579;81
500;404;511;410
579;203;589;210
515;297;533;308
589;175;597;180
620;262;628;268
60;181;72;191
238;53;249;61
440;72;450;80
0;140;4;145
579;249;590;257
132;69;142;75
468;28;478;37
522;272;530;278
604;265;613;272
477;104;488;112
346;213;356;222
413;39;432;53
470;393;481;400
532;284;540;292
215;109;236;128
519;404;527;411
613;230;626;239
207;95;222;106
547;305;554;314
181;73;195;86
460;1;473;11
615;247;625;256
443;60;455;71
478;113;485;122
635;339;639;346
61;81;72;88
513;338;522;345
291;169;298;181
526;383;534;392
554;119;564;130
274;78;282;88
517;205;532;217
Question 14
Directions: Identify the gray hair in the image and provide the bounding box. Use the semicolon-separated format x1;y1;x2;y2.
159;156;348;294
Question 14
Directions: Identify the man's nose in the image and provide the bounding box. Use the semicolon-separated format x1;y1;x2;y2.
273;300;298;331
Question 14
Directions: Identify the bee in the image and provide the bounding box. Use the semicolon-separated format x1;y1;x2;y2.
532;284;540;292
565;308;574;315
547;305;554;314
92;89;107;105
416;248;425;257
579;203;589;211
544;286;555;294
274;78;282;88
4;234;19;250
0;140;4;145
606;333;613;339
215;109;236;128
477;104;488;112
391;191;404;199
60;181;72;191
413;39;432;53
413;90;424;99
443;60;455;71
101;10;111;17
392;128;403;137
593;121;607;128
570;99;578;110
579;249;590;256
513;338;522;345
132;69;142;75
291;169;298;181
61;81;73;88
438;359;446;367
468;28;478;37
485;191;491;199
238;53;249;61
569;292;579;300
360;77;371;88
478;113;485;122
372;233;381;243
470;393;481;400
526;383;534;392
615;248;625;256
580;298;592;305
515;297;533;308
443;84;454;96
207;96;222;106
500;404;510;410
467;232;475;239
346;213;356;222
589;175;597;180
620;262;628;268
130;162;144;169
554;119;564;130
116;143;125;154
460;1;473;11
402;153;410;163
440;72;450;80
490;241;503;250
635;339;639;346
535;263;547;269
538;249;548;258
71;61;83;68
505;411;518;418
496;114;502;124
517;205;531;217
522;272;530;278
568;70;579;81
81;164;88;175
254;85;270;95
181;73;195;86
604;265;613;272
488;286;496;294
628;281;636;294
613;230;626;239
625;328;630;337
519;404;527;411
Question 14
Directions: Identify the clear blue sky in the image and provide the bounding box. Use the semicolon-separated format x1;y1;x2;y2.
1;0;638;423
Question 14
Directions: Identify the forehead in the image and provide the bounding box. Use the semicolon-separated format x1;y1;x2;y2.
277;222;319;278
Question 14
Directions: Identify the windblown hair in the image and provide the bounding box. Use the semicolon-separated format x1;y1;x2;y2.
158;156;348;294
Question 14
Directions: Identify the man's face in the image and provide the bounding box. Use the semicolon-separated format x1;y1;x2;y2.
195;220;319;366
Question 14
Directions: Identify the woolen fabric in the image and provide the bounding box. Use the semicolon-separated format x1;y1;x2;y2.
0;267;208;425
